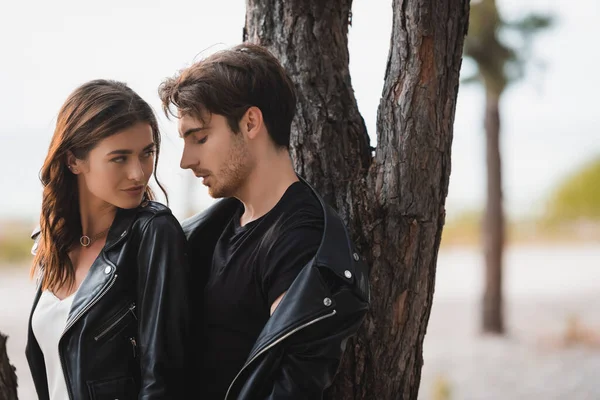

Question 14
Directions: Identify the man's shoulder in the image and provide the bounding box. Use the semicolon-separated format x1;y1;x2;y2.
279;181;324;221
181;198;240;241
263;182;324;247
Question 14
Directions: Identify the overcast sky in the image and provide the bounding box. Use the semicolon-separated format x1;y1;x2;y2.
0;0;598;223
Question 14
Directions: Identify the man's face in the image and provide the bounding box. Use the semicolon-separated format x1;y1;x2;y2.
178;113;253;198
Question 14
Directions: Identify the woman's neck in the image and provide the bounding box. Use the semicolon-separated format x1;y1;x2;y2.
78;190;117;236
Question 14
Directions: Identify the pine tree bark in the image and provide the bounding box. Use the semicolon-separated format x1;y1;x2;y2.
0;333;19;400
245;0;470;398
482;89;504;334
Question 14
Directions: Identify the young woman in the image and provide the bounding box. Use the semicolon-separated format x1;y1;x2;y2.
26;79;190;400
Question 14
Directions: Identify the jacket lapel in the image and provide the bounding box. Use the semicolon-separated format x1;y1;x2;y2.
65;207;136;330
244;262;333;362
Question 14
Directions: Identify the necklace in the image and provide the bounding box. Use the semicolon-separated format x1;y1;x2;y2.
80;227;110;247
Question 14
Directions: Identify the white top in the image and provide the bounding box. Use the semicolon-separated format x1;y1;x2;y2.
32;290;76;400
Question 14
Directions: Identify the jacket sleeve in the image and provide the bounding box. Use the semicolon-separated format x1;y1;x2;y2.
135;213;191;400
232;283;367;400
264;288;367;400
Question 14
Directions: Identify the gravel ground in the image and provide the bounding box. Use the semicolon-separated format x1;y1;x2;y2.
419;245;600;400
418;294;600;400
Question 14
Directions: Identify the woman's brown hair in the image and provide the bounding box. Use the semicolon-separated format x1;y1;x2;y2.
32;79;167;291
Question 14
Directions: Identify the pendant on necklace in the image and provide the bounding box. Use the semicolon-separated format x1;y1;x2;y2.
80;236;91;247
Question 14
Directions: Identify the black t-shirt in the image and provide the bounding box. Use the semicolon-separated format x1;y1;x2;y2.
202;181;324;399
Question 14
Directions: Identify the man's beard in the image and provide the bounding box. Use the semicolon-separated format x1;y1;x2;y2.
208;137;253;199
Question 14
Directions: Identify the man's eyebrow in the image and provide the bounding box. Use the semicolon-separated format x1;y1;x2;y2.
180;127;210;138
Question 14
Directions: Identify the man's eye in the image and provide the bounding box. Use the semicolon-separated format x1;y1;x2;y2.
142;150;156;158
197;136;208;144
111;156;126;163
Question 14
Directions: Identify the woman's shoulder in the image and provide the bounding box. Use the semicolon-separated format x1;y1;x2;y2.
125;202;187;259
138;200;171;213
133;201;182;233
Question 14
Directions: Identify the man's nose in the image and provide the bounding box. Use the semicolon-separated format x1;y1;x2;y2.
180;147;195;170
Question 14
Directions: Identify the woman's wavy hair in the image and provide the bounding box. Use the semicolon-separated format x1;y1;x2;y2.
32;79;167;291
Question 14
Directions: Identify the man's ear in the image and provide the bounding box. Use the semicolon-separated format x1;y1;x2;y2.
241;106;264;140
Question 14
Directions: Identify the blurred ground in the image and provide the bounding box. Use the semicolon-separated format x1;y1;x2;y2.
1;245;599;399
419;245;600;400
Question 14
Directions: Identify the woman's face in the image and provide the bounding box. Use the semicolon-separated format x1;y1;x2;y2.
70;122;156;210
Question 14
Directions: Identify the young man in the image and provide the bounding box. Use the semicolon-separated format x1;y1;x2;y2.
159;43;370;400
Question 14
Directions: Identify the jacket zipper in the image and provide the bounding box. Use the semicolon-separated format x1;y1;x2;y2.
224;309;337;400
129;337;137;358
59;271;118;400
93;303;136;341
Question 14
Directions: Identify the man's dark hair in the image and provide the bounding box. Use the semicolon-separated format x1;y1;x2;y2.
159;43;297;149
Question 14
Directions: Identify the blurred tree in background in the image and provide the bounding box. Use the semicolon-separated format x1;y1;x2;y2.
463;0;552;334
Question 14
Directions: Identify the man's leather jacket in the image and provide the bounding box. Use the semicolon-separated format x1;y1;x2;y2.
182;179;370;399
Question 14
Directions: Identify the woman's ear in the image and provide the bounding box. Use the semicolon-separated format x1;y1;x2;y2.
66;151;81;174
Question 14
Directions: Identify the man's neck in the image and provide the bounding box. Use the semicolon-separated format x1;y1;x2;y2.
235;150;298;227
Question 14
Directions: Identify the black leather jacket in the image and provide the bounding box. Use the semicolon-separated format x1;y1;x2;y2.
182;179;370;399
26;201;191;400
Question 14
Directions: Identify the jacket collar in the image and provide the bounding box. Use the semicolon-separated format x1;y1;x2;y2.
103;207;137;250
298;176;367;293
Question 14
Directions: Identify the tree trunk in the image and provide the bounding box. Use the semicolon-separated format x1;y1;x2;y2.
0;333;19;400
482;89;504;334
245;0;470;398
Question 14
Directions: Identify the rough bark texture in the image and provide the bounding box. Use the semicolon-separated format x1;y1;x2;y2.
0;333;18;400
482;90;504;334
245;0;470;398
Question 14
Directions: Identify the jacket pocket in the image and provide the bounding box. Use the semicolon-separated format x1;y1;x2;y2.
93;302;137;343
87;376;136;400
